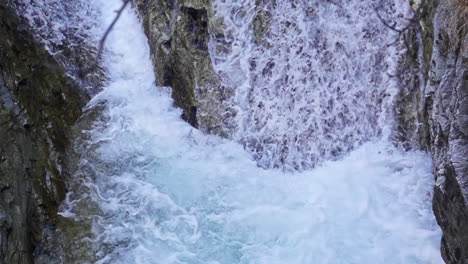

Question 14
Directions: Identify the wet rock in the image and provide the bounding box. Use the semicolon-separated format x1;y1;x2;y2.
397;0;468;262
252;0;275;45
0;1;101;263
133;0;231;136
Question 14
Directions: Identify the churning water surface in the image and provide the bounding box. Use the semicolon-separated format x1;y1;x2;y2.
60;0;443;263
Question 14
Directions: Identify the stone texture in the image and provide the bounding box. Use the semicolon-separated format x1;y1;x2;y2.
133;0;231;136
430;1;468;261
0;1;100;263
252;0;274;46
12;0;103;96
397;0;468;262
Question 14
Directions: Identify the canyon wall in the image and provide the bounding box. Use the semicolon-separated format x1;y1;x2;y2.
0;1;100;262
397;0;467;262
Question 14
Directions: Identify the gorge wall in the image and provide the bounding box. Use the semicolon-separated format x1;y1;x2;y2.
0;0;100;263
397;0;467;262
133;0;229;135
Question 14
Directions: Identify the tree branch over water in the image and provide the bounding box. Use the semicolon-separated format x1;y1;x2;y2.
374;2;423;48
78;0;131;77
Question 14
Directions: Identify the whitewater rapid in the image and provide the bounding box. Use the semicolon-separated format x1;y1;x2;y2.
60;0;443;263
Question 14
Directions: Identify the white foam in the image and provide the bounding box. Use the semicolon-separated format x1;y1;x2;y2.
59;0;444;263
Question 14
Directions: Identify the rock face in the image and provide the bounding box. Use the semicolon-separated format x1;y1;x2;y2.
429;1;468;262
132;0;206;127
397;0;467;262
0;1;100;263
133;0;232;136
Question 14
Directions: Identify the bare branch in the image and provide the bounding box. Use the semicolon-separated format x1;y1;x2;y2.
78;0;131;77
374;4;422;50
96;0;131;61
375;8;410;34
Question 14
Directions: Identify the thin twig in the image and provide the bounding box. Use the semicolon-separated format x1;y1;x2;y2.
374;5;422;50
78;0;131;77
375;8;409;34
96;0;131;61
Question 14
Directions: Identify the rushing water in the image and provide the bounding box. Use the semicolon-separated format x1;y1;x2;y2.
58;0;443;263
207;0;407;170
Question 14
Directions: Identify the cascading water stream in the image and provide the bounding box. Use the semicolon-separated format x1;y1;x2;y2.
207;0;406;170
59;0;443;263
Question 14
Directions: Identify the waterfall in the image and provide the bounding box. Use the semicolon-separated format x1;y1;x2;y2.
207;0;406;170
59;0;443;263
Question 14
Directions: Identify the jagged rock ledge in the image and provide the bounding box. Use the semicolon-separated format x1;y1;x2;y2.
0;1;102;263
396;0;467;262
133;0;235;137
